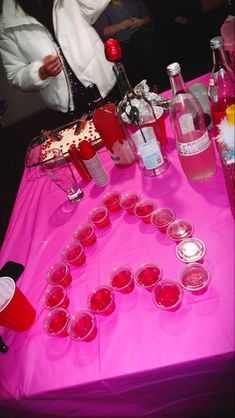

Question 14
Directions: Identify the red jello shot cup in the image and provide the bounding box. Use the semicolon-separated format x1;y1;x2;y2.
179;262;210;295
120;192;141;215
109;265;135;294
43;307;70;337
103;190;121;212
68;310;98;342
176;238;206;264
74;223;97;246
88;285;115;316
134;199;157;224
41;285;69;310
62;242;86;267
151;208;175;233
89;206;110;228
152;280;183;312
47;262;72;288
135;263;162;292
166;219;193;243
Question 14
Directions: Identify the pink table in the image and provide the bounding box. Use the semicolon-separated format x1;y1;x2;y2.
0;75;234;417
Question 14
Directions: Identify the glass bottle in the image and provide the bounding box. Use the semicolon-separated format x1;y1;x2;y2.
113;62;170;177
167;62;216;182
86;83;104;112
208;36;235;137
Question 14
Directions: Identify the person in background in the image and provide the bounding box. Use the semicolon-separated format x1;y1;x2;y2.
94;0;161;93
0;0;117;122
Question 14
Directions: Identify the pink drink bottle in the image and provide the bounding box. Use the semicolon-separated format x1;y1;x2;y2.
167;62;216;182
208;36;235;138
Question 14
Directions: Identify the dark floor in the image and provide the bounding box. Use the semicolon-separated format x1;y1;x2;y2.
0;3;229;251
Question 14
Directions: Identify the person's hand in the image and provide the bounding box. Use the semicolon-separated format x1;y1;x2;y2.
120;18;134;30
39;55;62;80
129;17;144;30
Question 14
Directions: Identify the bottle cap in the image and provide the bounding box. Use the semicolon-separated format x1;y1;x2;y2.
226;104;235;125
79;140;96;160
210;36;224;50
166;62;181;76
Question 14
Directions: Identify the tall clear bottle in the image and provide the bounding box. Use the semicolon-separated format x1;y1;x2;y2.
167;62;216;181
113;62;170;177
208;36;235;137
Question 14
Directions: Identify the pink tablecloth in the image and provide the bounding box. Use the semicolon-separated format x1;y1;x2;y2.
0;74;234;417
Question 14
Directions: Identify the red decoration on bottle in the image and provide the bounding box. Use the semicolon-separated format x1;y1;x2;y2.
104;38;122;63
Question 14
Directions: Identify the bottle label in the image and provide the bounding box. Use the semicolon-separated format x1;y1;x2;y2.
132;126;164;169
179;113;194;134
177;131;211;156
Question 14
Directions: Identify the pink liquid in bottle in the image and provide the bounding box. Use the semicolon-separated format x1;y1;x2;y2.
178;131;216;181
211;97;235;137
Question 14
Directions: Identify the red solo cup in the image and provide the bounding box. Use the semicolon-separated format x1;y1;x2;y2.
47;262;72;287
88;285;115;316
103;190;121;212
179;263;210;295
0;276;36;332
166;219;193;242
152;280;183;311
120;192;141;215
62;242;86;267
109;265;135;294
68;310;98;342
153;105;167;146
43;307;70;337
134;199;157;224
74;223;97;246
151;208;175;233
135;263;162;292
89;206;110;228
176;238;206;264
41;285;69;310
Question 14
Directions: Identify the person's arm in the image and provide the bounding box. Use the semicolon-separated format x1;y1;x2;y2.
129;15;151;29
77;0;111;24
0;32;62;91
103;18;134;38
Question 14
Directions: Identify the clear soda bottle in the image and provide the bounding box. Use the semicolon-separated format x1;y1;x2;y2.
167;62;216;181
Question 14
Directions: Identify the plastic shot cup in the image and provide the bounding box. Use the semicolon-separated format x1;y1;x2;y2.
179;263;210;295
152;280;183;312
47;261;72;288
87;285;115;316
41;285;69;310
176;238;206;264
151;208;175;233
134;199;157;224
103;190;121;212
166;219;193;242
68;310;97;342
120;192;141;215
74;223;97;246
135;263;162;292
62;242;86;267
109;265;135;294
43;307;70;337
89;206;110;229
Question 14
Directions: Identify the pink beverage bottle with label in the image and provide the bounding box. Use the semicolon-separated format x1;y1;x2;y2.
167;62;216;181
208;36;235;138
